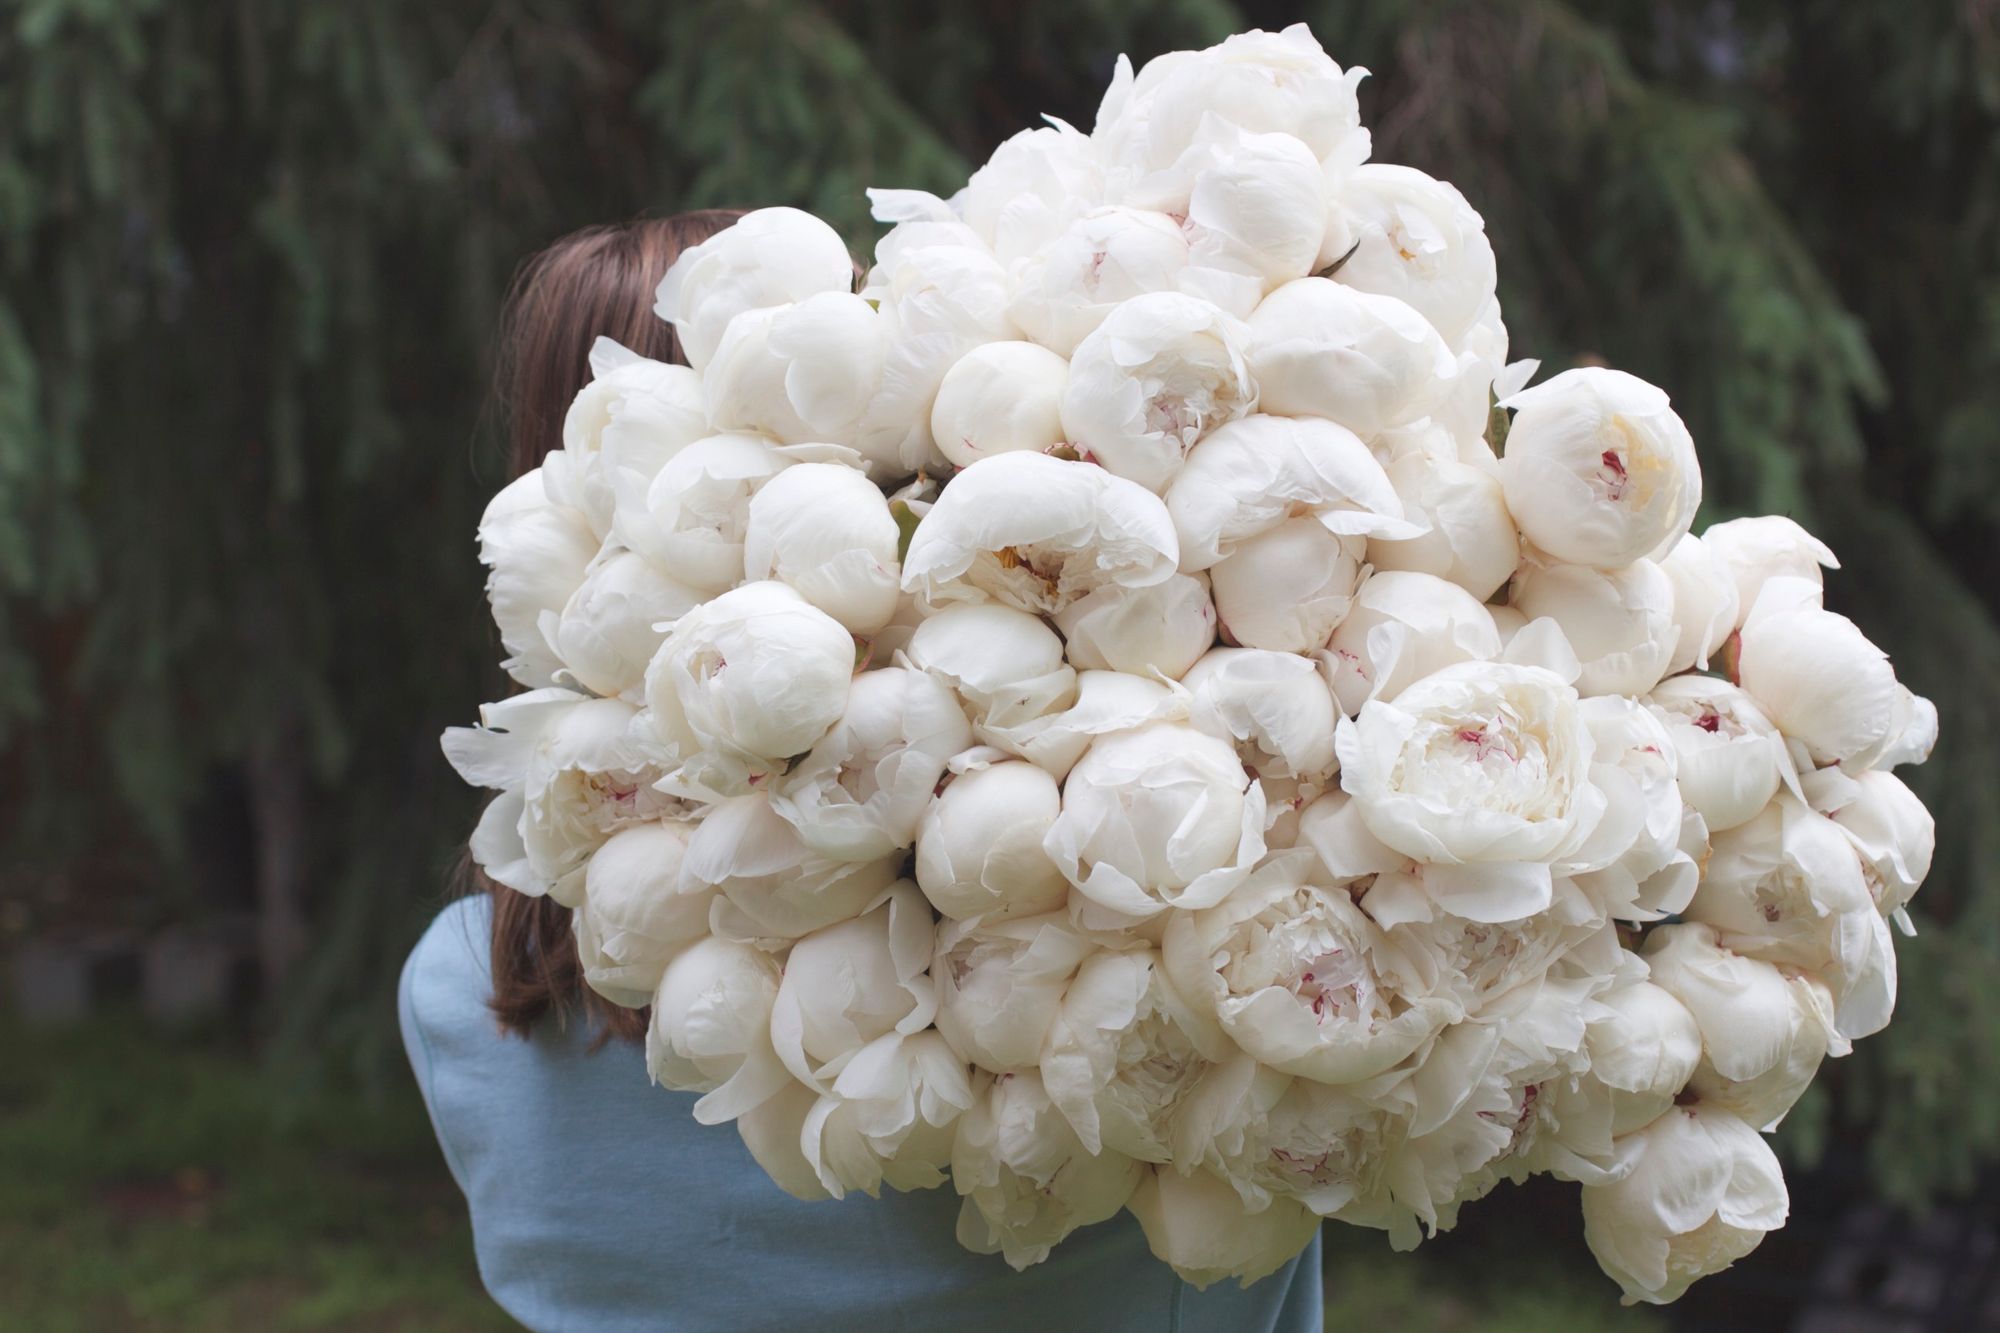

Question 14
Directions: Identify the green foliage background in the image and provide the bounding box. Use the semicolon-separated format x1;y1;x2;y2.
2;0;1995;1208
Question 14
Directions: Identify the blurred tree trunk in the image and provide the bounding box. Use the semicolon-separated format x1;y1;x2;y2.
249;733;307;996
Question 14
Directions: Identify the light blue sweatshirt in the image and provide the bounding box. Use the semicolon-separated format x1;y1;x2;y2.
399;894;1323;1332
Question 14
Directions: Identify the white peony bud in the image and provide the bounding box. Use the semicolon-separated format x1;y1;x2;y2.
478;469;598;689
1045;723;1268;925
1701;515;1837;631
613;432;788;594
798;1030;975;1198
553;339;708;534
1210;518;1368;653
1059;291;1257;492
915;760;1070;922
552;547;705;700
933;911;1099;1073
1508;558;1679;698
1644;676;1795;833
1128;1166;1322;1291
900;452;1179;614
1571;696;1702;922
1367;433;1521;602
735;1079;834;1202
643;581;855;793
1584;979;1703;1136
645;934;791;1124
1644;922;1848;1127
1658;534;1739;673
1182;647;1339;784
769;882;937;1085
1499;367;1702;569
929;341;1070;467
742;461;901;636
1173;127;1330;311
655;206;853;372
702;293;886;446
902;601;1078;747
1321;569;1503;714
1246;279;1453;438
1580;1104;1788;1305
1166;413;1417;571
1736;576;1910;771
573;819;710;1008
1332;164;1497;346
681;792;902;946
1818;768;1934;922
768;667;972;862
988;668;1188;782
1052;572;1215;679
1007;207;1190;355
951;1070;1144;1270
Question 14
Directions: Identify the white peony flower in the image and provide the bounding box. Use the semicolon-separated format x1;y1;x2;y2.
1041;948;1215;1162
1644;675;1795;834
1333;661;1611;919
952;1069;1144;1271
1583;979;1703;1136
1570;696;1702;922
915;760;1071;922
742;461;901;636
1007;207;1190;356
854;211;1019;477
769;882;937;1086
477;469;598;688
1736;576;1915;771
1498;367;1702;569
1657;534;1740;674
901;601;1078;748
1367;432;1521;602
1580;1104;1789;1305
1129;1165;1322;1291
681;792;902;945
442;691;683;906
613;432;788;594
1246;279;1454;438
1701;515;1838;631
1094;24;1367;194
643;580;856;794
1321;570;1503;715
1331;164;1497;346
1166;413;1417;571
1173;127;1330;312
1210;518;1368;653
702;292;886;446
929;340;1070;467
1188;1066;1408;1220
988;668;1189;782
1682;794;1893;1039
799;1030;975;1198
1644;922;1848;1129
551;547;705;700
1045;723;1268;925
1182;647;1339;785
933;910;1099;1074
655;206;854;372
573;819;710;1008
1162;858;1459;1085
1508;558;1679;698
900;452;1180;614
552;339;708;535
1059;291;1257;492
735;1079;834;1202
956;120;1104;264
1817;768;1934;923
768;667;972;861
1052;572;1215;680
645;934;792;1124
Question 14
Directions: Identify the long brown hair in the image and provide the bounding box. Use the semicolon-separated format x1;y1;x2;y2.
470;209;745;1043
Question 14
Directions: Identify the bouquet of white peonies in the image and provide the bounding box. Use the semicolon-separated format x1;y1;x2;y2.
443;23;1939;1302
